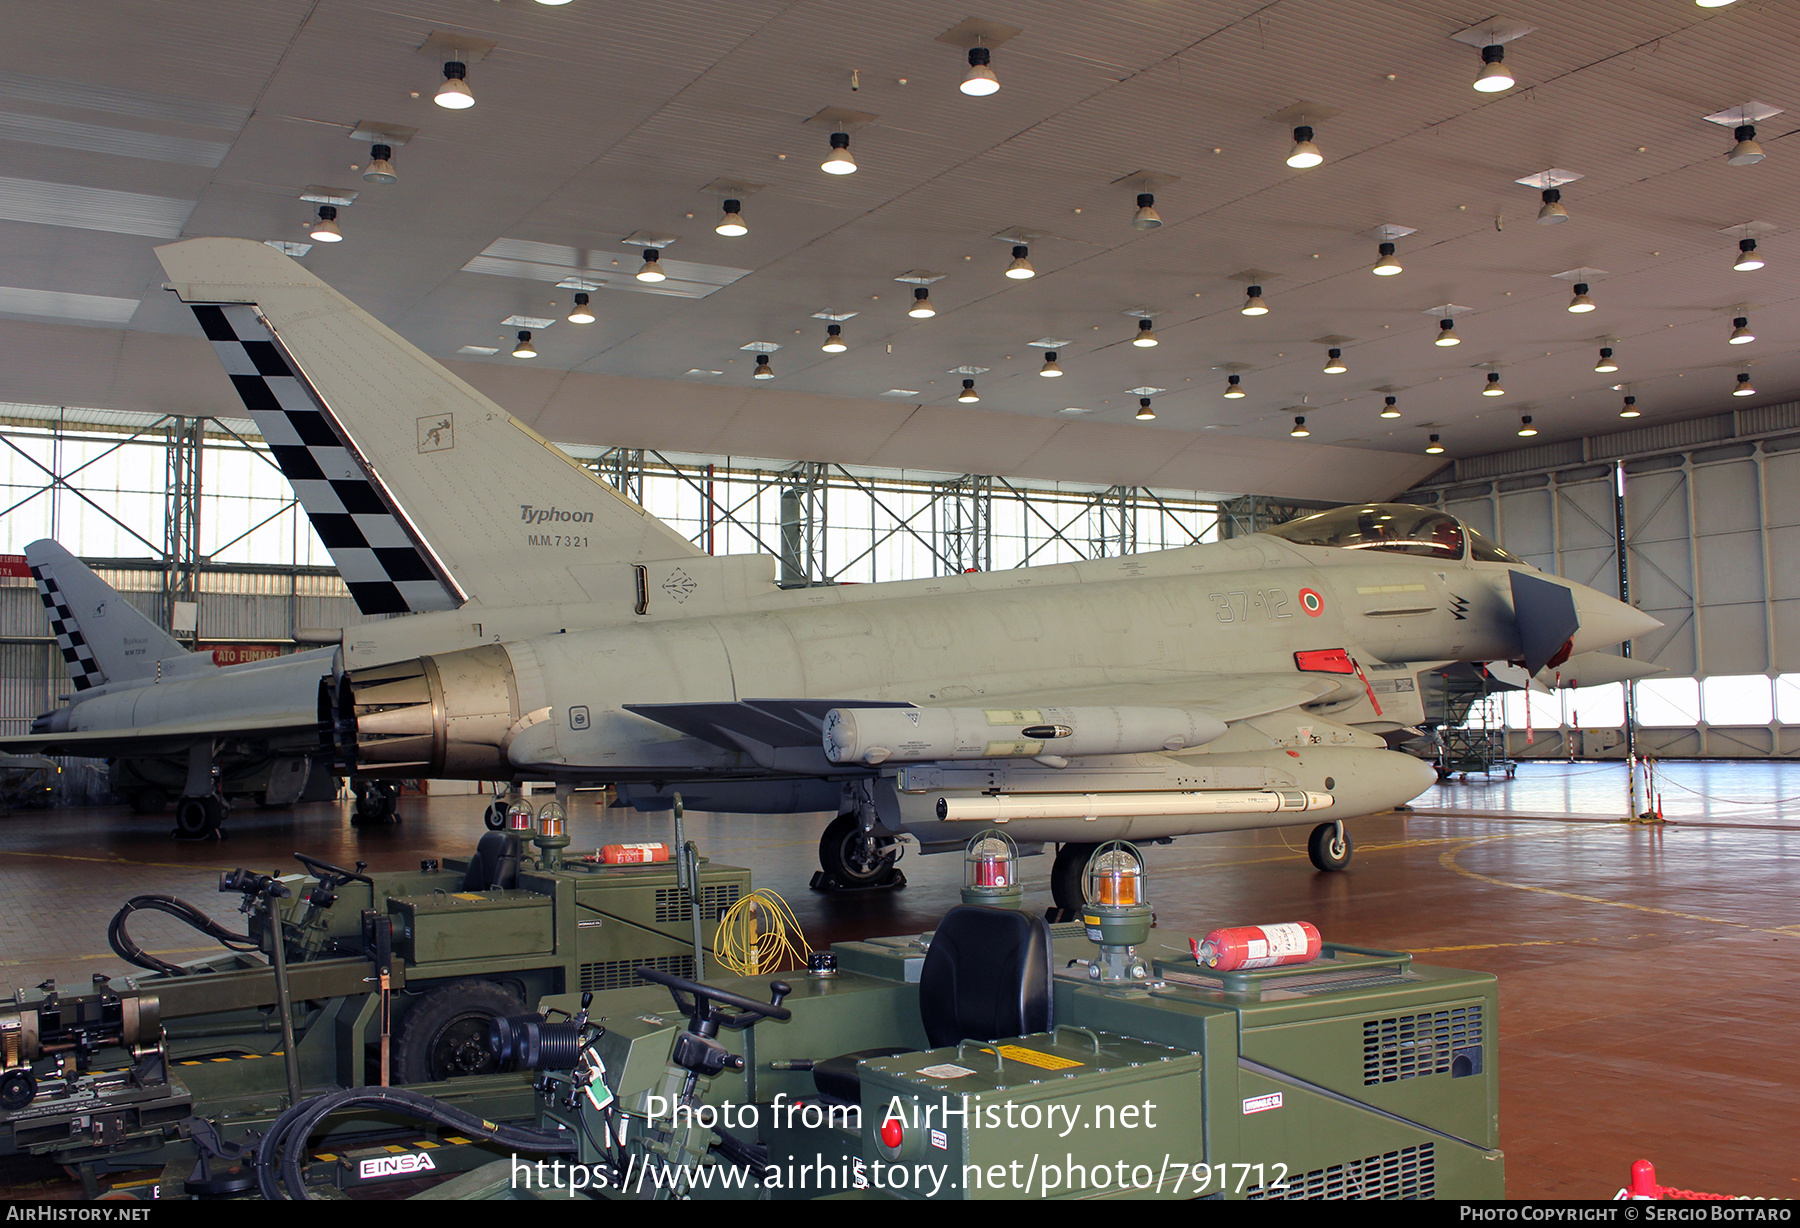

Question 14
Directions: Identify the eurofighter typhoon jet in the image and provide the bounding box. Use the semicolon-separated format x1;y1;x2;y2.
146;238;1656;910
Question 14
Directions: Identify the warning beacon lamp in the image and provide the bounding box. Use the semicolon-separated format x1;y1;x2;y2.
1082;840;1152;983
506;801;537;834
961;829;1023;909
533;801;569;870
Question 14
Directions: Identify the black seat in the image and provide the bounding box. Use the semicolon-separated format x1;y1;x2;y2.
811;905;1053;1101
462;831;522;892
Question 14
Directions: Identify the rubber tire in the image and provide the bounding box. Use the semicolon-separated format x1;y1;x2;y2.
817;812;899;887
483;800;509;831
1049;842;1099;914
173;795;226;839
129;789;168;815
0;1069;35;1111
352;782;399;826
1308;822;1353;872
391;981;524;1086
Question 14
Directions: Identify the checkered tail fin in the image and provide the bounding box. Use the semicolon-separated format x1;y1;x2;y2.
23;540;189;690
155;238;702;616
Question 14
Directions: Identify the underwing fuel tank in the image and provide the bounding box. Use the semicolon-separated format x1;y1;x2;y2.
822;705;1228;766
332;645;520;777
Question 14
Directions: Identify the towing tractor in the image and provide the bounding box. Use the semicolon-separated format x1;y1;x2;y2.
0;803;750;1188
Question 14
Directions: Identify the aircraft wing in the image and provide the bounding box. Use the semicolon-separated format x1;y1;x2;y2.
0;711;320;758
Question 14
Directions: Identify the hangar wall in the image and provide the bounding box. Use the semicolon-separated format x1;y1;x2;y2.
1407;399;1800;759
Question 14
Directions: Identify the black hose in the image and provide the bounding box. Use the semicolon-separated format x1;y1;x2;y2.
108;895;256;977
254;1085;578;1200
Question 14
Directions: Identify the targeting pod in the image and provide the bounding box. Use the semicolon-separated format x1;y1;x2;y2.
822;705;1226;766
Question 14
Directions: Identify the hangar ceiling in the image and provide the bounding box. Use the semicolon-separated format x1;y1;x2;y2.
0;0;1792;500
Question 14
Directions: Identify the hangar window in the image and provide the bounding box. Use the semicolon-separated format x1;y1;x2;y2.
1564;683;1624;728
1776;676;1800;725
1264;506;1465;559
1634;678;1701;727
1701;676;1773;726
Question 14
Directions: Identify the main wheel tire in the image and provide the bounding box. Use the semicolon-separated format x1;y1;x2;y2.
817;812;899;887
1307;822;1352;872
483;800;509;831
1049;842;1099;914
0;1069;35;1110
173;795;226;839
391;981;524;1086
129;789;168;815
352;782;399;825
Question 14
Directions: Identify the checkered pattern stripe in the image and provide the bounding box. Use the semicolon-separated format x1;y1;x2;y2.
189;304;458;616
31;565;105;690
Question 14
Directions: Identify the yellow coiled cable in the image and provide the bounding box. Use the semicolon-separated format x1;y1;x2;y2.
713;888;812;976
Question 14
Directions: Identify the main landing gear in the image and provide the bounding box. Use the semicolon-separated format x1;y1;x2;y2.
1308;820;1353;872
351;780;400;826
810;812;905;892
173;794;229;840
1046;841;1100;923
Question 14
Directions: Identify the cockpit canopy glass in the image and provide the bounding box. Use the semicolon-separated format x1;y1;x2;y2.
1262;504;1468;559
1465;526;1523;564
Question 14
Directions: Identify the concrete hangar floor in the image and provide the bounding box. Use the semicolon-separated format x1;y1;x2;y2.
1;760;1795;1201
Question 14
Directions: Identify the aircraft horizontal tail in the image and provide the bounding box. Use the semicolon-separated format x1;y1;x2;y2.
155;238;702;615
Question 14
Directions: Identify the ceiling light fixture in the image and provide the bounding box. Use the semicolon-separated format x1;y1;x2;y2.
1517;415;1537;437
753;354;775;379
1729;315;1755;344
566;292;594;324
1696;0;1737;6
1595;347;1618;373
908;287;936;318
1241;285;1269;315
1426;434;1445;454
1734;372;1756;396
821;132;857;175
1380;396;1401;418
636;250;667;282
821;324;847;352
309;205;343;242
1483;371;1505;396
1132;319;1158;347
1372;241;1403;275
1291;416;1310;437
961;46;999;96
1537;188;1568;224
1038;351;1063;377
362;143;397;184
958;378;980;402
1323;347;1347;374
1131;193;1162;230
1567;282;1596;312
715;199;747;236
1004;245;1036;279
1620;395;1641;417
1435;318;1462;346
1727;124;1764;166
1136;397;1156;421
1474;43;1515;93
436;61;474;109
511;330;536;359
1733;238;1763;271
1287;125;1323;168
1223;374;1245;398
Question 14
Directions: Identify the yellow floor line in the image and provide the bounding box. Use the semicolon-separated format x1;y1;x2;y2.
1438;831;1800;936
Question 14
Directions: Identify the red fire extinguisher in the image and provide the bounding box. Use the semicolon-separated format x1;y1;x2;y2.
597;842;671;864
1192;922;1322;971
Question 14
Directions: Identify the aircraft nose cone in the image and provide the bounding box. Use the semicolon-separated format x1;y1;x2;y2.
1571;589;1662;653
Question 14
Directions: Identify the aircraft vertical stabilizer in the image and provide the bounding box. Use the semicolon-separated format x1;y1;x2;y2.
154;238;701;616
24;540;197;689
